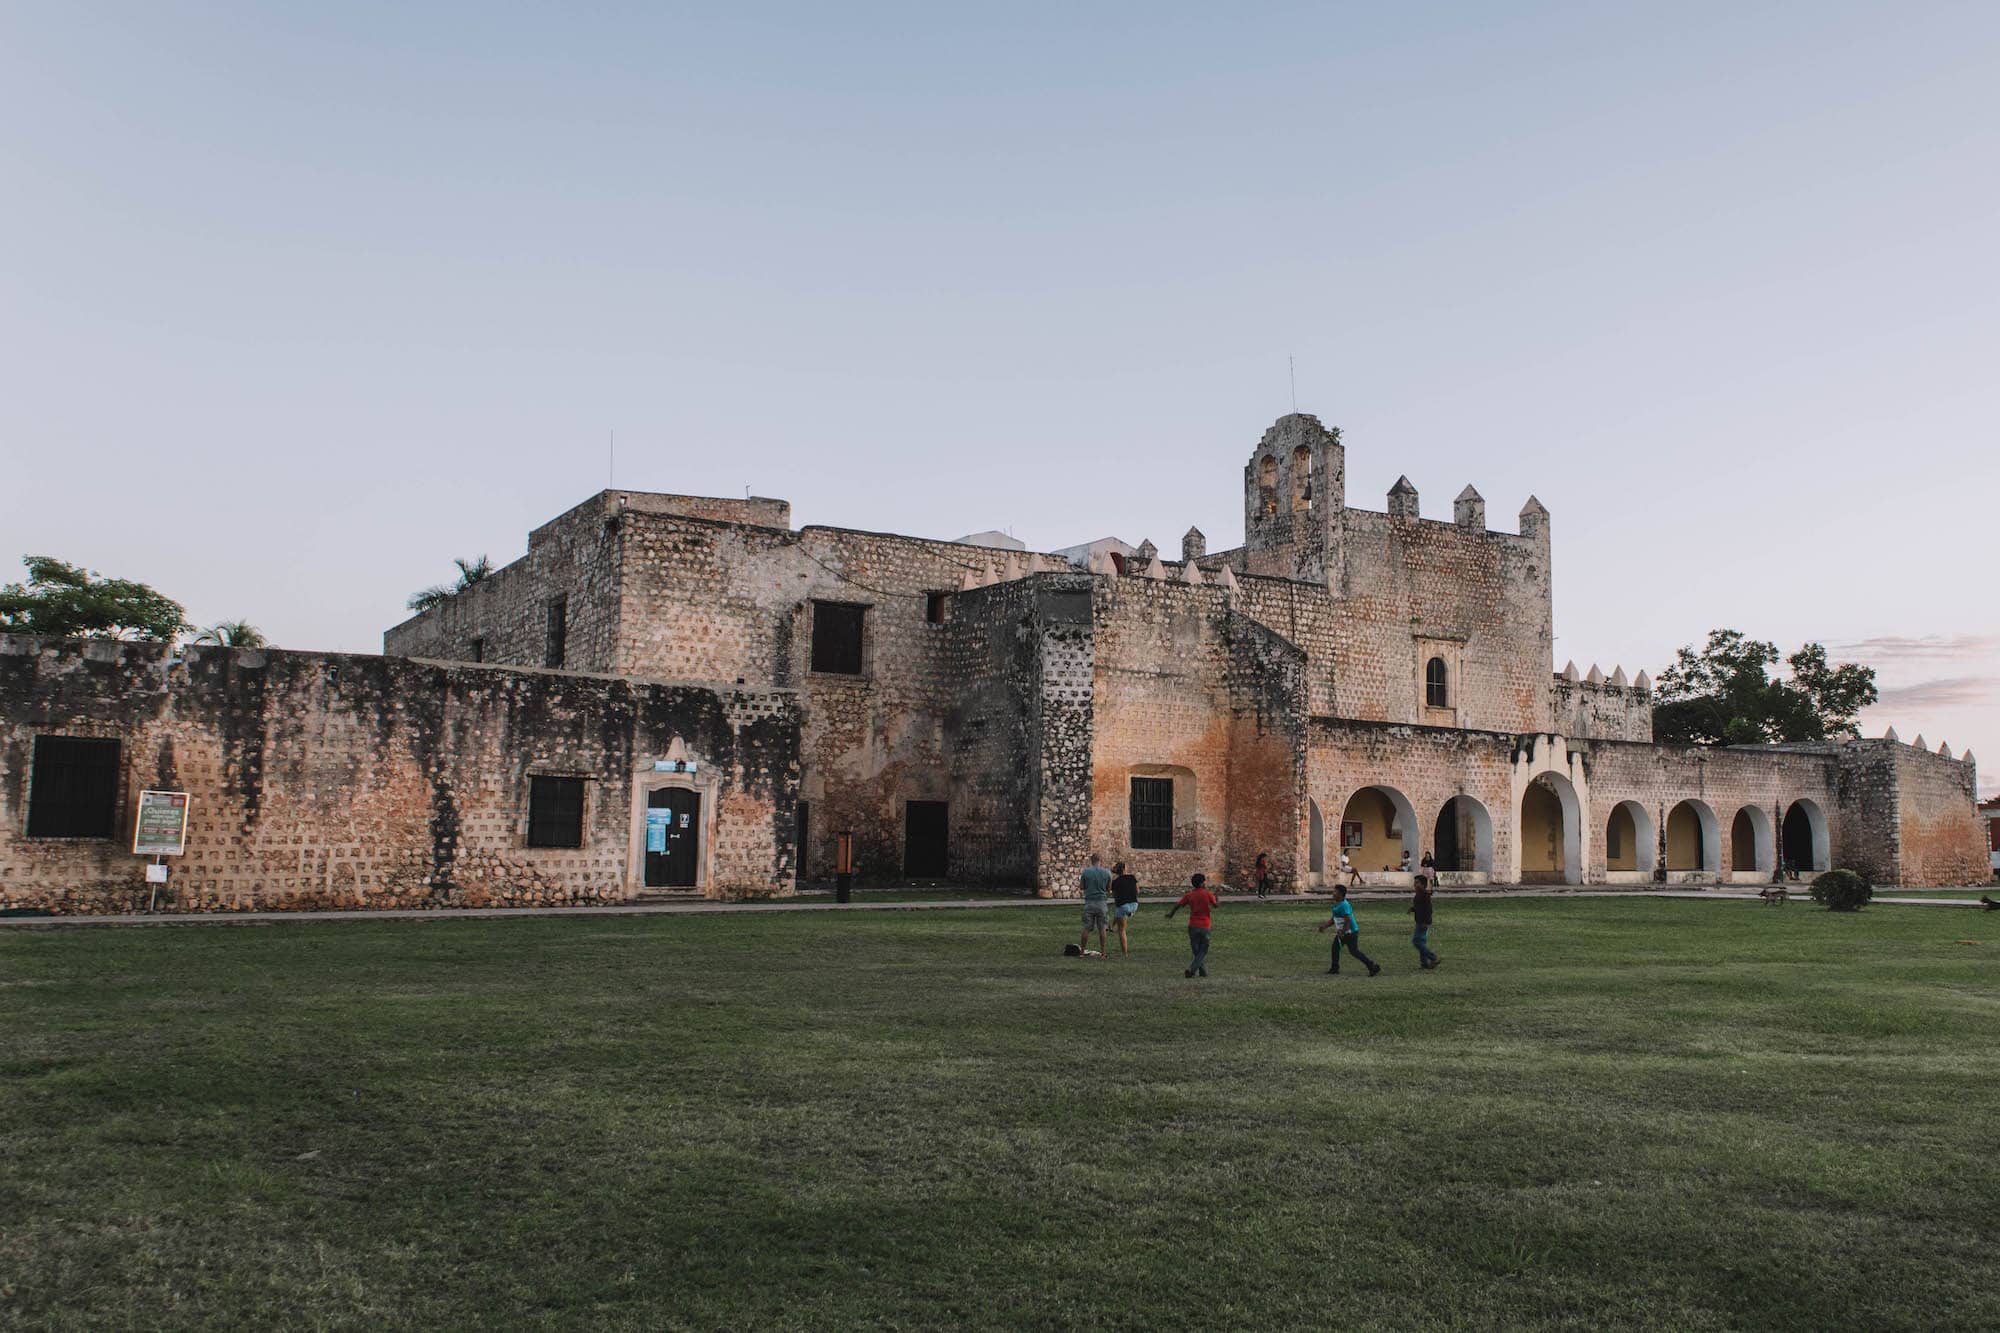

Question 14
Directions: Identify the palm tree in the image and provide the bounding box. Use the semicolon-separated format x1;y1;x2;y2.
192;620;268;647
407;555;494;612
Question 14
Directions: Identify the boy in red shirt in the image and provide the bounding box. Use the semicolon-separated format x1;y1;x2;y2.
1165;873;1219;978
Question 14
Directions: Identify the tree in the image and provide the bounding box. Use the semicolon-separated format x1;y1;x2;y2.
0;555;188;641
193;620;268;648
408;555;494;612
1652;629;1877;746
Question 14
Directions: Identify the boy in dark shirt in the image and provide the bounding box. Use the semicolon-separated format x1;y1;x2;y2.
1165;873;1218;978
1410;876;1440;970
1110;861;1140;956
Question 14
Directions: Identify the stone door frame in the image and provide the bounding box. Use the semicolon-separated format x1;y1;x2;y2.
626;761;721;898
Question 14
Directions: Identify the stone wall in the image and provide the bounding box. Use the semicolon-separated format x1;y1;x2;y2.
1089;578;1234;889
1835;739;1985;886
1552;674;1653;742
0;635;798;912
395;497;1075;886
384;493;626;673
1223;509;1554;736
1220;609;1309;890
938;578;1045;886
1328;508;1552;734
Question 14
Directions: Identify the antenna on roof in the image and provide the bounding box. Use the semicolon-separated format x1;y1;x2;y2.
1289;354;1297;413
609;429;615;489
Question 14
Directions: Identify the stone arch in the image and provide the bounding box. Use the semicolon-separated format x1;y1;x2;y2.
1731;805;1774;874
1605;799;1655;874
1259;455;1278;514
1291;444;1312;511
1338;784;1419;873
1520;772;1582;885
1782;798;1830;874
1432;795;1493;873
1666;799;1720;873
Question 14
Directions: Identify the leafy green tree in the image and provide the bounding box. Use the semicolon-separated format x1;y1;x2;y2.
193;620;268;648
0;555;188;641
1652;629;1877;745
408;555;494;612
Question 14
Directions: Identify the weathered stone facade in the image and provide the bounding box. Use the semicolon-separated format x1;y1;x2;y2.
0;637;797;910
375;411;1981;893
3;412;1985;909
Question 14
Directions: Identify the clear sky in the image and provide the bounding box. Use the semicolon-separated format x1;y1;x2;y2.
3;3;1995;792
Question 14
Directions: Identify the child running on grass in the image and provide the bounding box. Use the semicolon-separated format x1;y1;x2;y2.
1316;883;1380;976
1165;873;1218;978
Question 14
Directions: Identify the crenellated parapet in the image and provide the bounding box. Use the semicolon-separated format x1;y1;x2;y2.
1551;662;1652;741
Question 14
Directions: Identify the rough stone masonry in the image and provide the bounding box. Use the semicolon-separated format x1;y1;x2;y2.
0;415;1984;911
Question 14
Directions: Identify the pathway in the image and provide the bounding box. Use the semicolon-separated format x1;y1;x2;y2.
0;885;1986;929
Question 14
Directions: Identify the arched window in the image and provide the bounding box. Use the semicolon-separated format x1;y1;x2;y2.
1259;455;1278;515
1425;657;1448;708
1291;445;1312;512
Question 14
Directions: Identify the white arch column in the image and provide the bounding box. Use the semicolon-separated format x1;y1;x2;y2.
1506;734;1590;886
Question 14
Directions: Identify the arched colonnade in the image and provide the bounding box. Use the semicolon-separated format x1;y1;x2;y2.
1312;742;1832;886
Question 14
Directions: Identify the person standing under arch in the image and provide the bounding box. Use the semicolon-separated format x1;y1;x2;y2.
1252;852;1273;900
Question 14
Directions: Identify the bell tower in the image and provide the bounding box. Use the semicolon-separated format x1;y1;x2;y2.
1241;413;1344;586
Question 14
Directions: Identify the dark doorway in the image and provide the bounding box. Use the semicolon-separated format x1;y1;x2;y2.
645;787;701;888
905;800;949;878
1783;803;1824;874
1433;800;1462;871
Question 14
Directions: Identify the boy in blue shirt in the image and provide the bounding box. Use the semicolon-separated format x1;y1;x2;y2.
1316;884;1380;976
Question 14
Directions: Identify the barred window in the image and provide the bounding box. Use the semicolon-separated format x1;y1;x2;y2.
1130;777;1174;850
27;736;120;839
527;775;585;848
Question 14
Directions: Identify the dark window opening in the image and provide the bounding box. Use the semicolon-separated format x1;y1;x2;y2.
925;592;949;625
469;637;486;663
905;800;949;877
1425;656;1449;708
1130;777;1174;850
527;775;585;848
811;601;866;675
26;736;121;839
544;596;568;669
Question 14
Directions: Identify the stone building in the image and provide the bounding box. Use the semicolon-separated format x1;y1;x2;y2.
1;413;1987;911
375;413;1983;895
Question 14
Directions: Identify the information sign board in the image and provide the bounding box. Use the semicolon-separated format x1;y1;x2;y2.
133;790;191;856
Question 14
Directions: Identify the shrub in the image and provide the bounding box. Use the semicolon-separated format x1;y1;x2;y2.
1810;868;1873;912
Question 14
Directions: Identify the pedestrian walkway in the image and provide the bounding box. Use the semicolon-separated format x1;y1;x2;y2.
0;885;1985;928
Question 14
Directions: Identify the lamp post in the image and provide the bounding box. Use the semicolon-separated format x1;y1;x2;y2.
835;831;854;904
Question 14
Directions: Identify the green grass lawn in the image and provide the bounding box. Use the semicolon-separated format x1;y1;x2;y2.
3;899;1997;1331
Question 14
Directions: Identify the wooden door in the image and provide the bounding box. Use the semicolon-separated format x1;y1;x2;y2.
646;787;701;888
